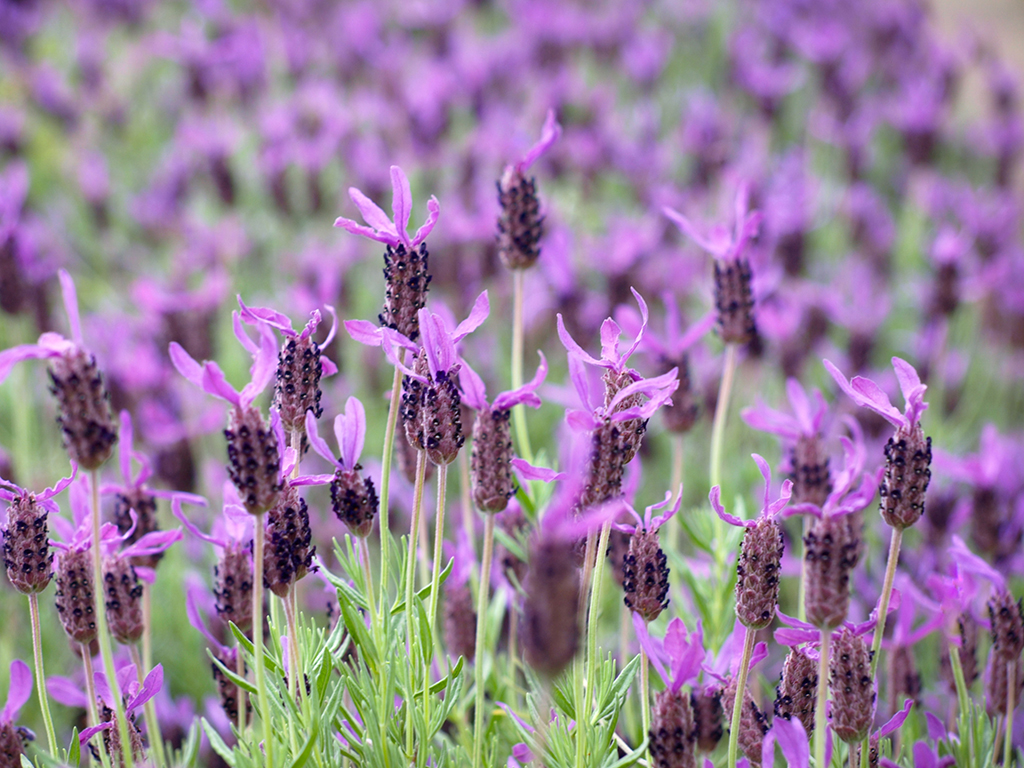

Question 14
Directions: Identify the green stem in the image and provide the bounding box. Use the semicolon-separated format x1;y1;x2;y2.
671;434;686;553
253;516;273;768
404;450;427;758
129;644;166;768
508;601;518;706
423;462;449;735
379;363;404;609
142;583;153;680
1006;660;1016;768
816;630;831;768
472;514;496;768
511;269;533;465
869;528;903;677
710;343;737;490
621;607;635;738
640;647;650;748
948;639;973;765
798;516;809;623
236;647;246;734
284;591;302;704
360;537;379;632
28;593;57;756
82;647;112;768
727;626;755;768
586;523;613;714
91;470;134;768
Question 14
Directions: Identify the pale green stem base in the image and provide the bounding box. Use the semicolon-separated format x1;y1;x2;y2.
91;470;134;768
948;641;973;768
511;269;533;465
817;631;832;768
379;363;404;608
640;648;650;747
710;343;738;490
424;463;449;735
404;450;427;757
129;644;166;768
253;517;273;768
236;648;246;734
142;584;153;678
728;626;755;768
586;523;613;711
28;593;57;756
472;514;496;768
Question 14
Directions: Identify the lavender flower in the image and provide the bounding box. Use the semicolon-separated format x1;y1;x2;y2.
825;357;931;529
774;647;818;735
334;166;439;342
829;626;875;744
0;660;32;765
611;491;681;623
711;454;793;629
79;663;163;766
186;586;247;724
496;109;562;271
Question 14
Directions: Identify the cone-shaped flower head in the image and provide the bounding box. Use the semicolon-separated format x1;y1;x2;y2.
461;352;548;513
774;647;818;736
239;298;338;438
0;660;32;766
829;626;876;744
170;315;282;515
664;184;763;344
711;454;792;629
824;357;931;529
0;270;117;469
611;490;682;623
335;166;439;342
1;465;75;593
497;109;562;270
307;400;378;538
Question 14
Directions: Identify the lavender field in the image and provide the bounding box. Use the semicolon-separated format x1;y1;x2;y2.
0;0;1022;767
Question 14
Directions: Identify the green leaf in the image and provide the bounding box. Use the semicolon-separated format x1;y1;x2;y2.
202;717;237;767
416;599;433;663
286;718;319;768
229;621;283;675
429;655;464;695
207;648;259;695
68;728;80;768
390;558;454;615
551;676;575;721
606;736;648;768
180;719;202;767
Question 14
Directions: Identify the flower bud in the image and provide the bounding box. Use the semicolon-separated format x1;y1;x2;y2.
803;513;861;630
603;368;648;464
735;517;784;629
622;529;670;623
605;528;630;590
691;687;724;753
774;647;818;736
0;721;27;767
263;486;316;598
331;468;378;538
54;549;97;644
713;257;757;345
99;704;144;768
887;645;921;711
722;677;768;766
401;353;430;451
986;654;1024;717
444;582;477;662
423;367;466;466
224;405;283;516
790;435;832;508
522;537;580;678
879;423;931;530
649;689;697;768
470;407;515;513
102;554;144;645
380;243;431;342
988;589;1024;662
829;628;875;744
3;491;53;594
576;418;629;512
48;347;117;470
214;542;253;633
274;336;324;437
497;168;543;270
112;489;162;569
941;612;979;692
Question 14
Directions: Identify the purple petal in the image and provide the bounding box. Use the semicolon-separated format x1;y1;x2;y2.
420;310;454;378
47;676;87;708
496;702;535;735
749;641;768;672
600;318;622;367
823;359;905;429
948;535;1006;591
80;723;112;745
200;362;241;408
662;207;726;257
924;711;945;742
348;186;394;234
458;360;489;411
556;314;604;368
1;659;32;722
122;528;183;560
492;352;548;411
785;378;816;437
345;319;384;347
774;627;818;646
710;486;752;528
567;353;595;413
565;409;599;433
410;196;440;248
664;618;705;692
912;742;938;768
647;489;683;531
763;716;810;768
452;291;490;342
240;322;278;406
676;310;716;354
606;369;678;415
291;473;334;487
231;310;260;356
304;411;337;468
620;288;649;364
333;215;400;246
766;479;794;518
0;343;59;385
186;587;223;649
171;497;226;548
58;269;83;345
632;612;671;689
39;462;78;502
238;297;295;336
518;108;563;171
511;458;564;483
891;357;921;405
872;698;914;740
390;166;412;247
168;342;205;389
125;665;163;715
336;397;366;471
741;401;802;441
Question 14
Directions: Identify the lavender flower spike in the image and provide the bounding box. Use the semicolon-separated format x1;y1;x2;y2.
823;357;928;431
0;659;33;764
611;490;681;622
334;166;439;249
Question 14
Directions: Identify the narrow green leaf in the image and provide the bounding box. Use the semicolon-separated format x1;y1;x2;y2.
389;558;454;615
286;718;319;768
201;718;237;767
207;648;259;695
68;728;80;767
228;621;283;675
180;720;202;767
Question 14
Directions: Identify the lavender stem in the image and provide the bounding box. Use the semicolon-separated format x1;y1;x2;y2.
710;343;738;489
28;593;57;756
727;625;755;768
471;513;495;768
816;630;831;768
253;515;273;768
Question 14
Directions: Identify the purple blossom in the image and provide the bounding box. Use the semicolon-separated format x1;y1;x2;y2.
662;183;763;262
1;659;32;726
741;378;829;443
880;741;954;768
609;489;682;536
0;463;77;517
237;296;339;376
823;357;928;431
333;165;439;249
305;398;368;474
761;715;811;768
460;353;547;413
504;108;562;177
710;454;793;529
632;613;705;693
557;287;649;377
614;293;716;362
79;663;164;745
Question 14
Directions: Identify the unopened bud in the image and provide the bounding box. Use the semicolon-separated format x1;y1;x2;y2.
112;489;162;569
214;542;253;633
423;367;466;466
497;168;543;271
263;486;316;598
331;468;378;538
722;677;769;766
829;628;875;744
224;405;283;516
380;243;431;342
692;687;724;753
470;407;515;513
622;529;670;623
3;492;53;594
274;336;324;437
48;347;117;470
444;582;477;661
803;513;861;630
103;554;144;645
522;537;580;678
713;258;756;345
790;435;832;508
774;647;818;736
941;612;979;692
649;689;697;768
54;549;97;644
879;423;931;530
735;517;784;629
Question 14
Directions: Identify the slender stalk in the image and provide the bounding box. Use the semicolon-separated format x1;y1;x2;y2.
82;648;113;768
28;593;57;756
1006;660;1016;768
816;630;832;768
620;606;635;737
418;488;431;588
727;626;756;768
869;528;903;676
236;648;246;734
142;583;153;673
472;513;496;768
90;470;134;768
404;450;427;757
577;531;598;616
360;537;379;630
574;654;587;768
671;434;686;553
283;591;302;703
508;601;518;705
948;641;973;766
586;522;613;709
459;450;475;562
427;463;449;634
129;644;166;768
510;269;533;465
253;517;273;768
798;516;809;623
710;343;738;489
640;648;650;747
379;363;404;607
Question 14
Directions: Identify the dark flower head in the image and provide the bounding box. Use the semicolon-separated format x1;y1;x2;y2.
1;465;75;594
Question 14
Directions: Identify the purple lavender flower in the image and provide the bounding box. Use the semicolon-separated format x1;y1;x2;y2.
825;357;931;529
0;659;32;764
1;465;75;594
79;662;163;762
611;491;681;623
